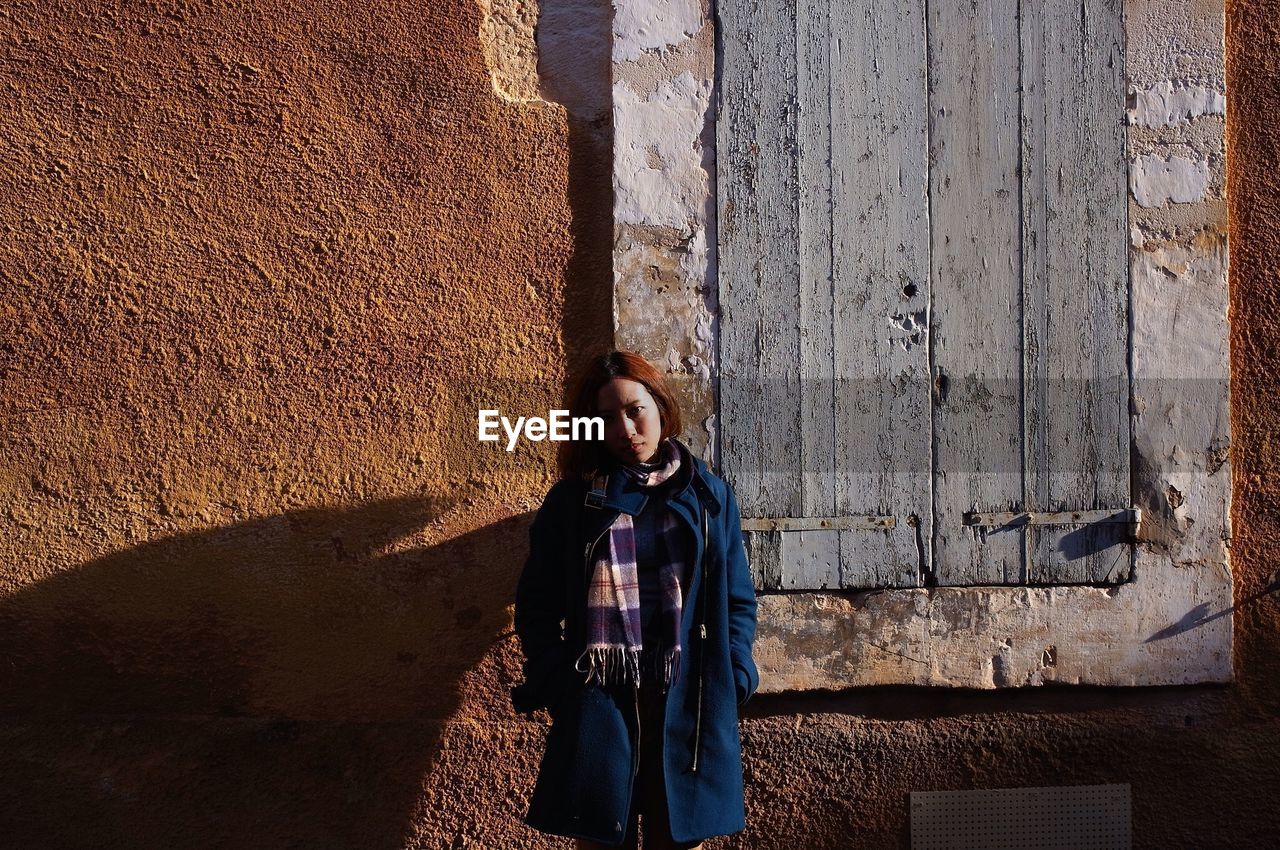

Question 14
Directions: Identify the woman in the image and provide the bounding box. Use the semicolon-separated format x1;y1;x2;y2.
511;351;759;849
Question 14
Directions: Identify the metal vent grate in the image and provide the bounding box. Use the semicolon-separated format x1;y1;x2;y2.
910;783;1131;849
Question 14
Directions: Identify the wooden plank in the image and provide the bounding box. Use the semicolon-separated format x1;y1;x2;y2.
719;0;926;591
744;529;783;590
841;524;924;588
746;528;909;590
829;0;931;589
716;0;766;516
798;0;836;522
717;0;803;520
788;529;840;589
928;0;1024;585
1021;0;1130;584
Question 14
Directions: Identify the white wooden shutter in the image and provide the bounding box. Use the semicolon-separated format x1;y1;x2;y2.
717;0;1132;589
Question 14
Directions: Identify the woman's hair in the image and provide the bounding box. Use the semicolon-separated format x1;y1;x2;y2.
557;350;684;480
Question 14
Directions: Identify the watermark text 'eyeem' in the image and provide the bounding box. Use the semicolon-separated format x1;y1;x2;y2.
478;409;603;451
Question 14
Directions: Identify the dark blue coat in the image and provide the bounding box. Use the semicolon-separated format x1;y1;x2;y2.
511;442;760;846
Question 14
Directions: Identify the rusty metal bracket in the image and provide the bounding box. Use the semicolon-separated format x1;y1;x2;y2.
740;515;896;532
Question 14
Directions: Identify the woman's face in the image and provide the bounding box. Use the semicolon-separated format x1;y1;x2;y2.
595;377;664;465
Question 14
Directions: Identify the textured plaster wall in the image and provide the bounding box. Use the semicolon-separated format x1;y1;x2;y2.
0;0;611;846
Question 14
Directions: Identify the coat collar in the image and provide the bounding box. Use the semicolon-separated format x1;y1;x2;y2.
585;438;721;518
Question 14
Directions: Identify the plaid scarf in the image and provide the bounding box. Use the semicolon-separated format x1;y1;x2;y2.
576;438;688;690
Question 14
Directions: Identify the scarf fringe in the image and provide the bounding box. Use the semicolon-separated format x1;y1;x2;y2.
575;645;641;687
576;645;682;690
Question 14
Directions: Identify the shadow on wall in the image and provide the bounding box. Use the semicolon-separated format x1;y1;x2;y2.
538;0;616;365
0;496;534;848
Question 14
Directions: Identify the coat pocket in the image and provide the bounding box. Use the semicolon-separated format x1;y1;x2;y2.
528;684;634;841
732;656;759;706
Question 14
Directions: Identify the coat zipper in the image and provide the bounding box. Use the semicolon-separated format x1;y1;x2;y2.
633;683;642;786
582;472;612;581
583;525;610;576
691;505;709;773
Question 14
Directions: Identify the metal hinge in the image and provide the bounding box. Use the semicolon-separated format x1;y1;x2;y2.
963;508;1141;528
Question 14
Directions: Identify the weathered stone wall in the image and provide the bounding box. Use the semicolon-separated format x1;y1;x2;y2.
611;0;719;459
730;0;1279;845
610;0;1234;694
605;0;1278;846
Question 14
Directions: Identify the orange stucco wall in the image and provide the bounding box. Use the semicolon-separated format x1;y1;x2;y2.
0;0;606;845
1224;0;1280;767
0;0;1277;848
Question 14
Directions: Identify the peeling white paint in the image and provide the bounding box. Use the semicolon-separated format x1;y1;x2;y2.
1128;80;1225;128
1131;240;1229;380
613;73;713;228
1125;0;1225;88
612;0;717;460
612;0;703;62
1130;155;1211;207
1130;237;1230;566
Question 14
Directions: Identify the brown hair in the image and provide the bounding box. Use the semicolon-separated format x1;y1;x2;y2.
557;350;684;480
